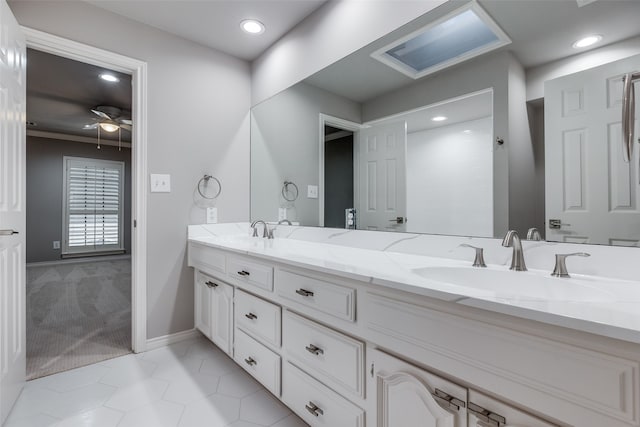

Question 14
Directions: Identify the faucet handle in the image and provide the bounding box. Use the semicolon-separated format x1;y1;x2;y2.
551;252;590;278
526;227;542;241
458;244;487;268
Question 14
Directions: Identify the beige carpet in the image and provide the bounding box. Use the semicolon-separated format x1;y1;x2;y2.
26;258;132;379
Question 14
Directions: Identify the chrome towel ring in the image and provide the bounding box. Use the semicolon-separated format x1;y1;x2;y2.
282;181;299;202
197;175;222;200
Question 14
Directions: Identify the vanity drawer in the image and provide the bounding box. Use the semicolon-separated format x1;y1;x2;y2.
235;289;281;347
233;329;281;396
282;362;364;427
283;311;364;398
228;256;274;291
276;269;355;322
188;243;226;277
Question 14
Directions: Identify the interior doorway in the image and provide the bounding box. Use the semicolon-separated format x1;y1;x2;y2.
324;125;354;228
25;48;134;379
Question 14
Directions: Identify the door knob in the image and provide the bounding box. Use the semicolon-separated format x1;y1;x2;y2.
389;217;405;224
548;219;570;229
0;229;18;236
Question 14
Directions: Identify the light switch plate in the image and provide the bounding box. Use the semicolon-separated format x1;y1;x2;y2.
307;185;318;199
53;241;60;249
150;174;171;192
206;207;218;224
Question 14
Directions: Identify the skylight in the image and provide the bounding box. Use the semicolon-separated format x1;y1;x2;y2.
372;2;511;79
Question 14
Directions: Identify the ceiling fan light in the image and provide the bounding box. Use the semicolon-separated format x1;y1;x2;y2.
99;122;119;132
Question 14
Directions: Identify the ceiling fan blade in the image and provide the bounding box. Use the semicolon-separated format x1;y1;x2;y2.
91;109;112;120
119;124;132;131
119;119;132;125
83;123;99;129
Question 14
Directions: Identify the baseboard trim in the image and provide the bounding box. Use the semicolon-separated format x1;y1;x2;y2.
144;328;200;352
27;254;131;268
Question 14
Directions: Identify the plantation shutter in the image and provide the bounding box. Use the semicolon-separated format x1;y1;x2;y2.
63;157;125;255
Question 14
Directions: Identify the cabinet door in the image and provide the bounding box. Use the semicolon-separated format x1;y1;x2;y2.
368;348;467;427
468;390;557;427
194;271;212;339
210;281;234;356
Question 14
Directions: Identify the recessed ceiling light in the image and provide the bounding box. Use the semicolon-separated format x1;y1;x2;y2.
432;116;448;122
240;19;265;35
99;73;119;83
572;35;602;49
463;129;472;133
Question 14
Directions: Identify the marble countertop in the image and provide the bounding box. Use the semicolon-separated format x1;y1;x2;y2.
188;223;640;344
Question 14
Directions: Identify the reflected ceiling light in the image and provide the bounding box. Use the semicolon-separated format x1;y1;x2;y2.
463;129;472;133
432;116;448;122
240;19;265;35
572;35;602;48
99;122;119;132
99;73;119;83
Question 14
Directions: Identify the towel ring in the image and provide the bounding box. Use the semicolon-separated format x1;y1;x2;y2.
197;175;222;200
282;181;299;202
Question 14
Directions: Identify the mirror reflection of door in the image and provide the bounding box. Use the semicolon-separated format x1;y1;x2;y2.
324;125;354;228
545;53;640;246
357;121;408;231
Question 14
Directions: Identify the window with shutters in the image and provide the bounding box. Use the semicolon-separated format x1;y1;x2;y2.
62;157;125;256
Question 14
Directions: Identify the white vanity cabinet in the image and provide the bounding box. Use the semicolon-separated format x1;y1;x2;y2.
193;270;233;355
367;348;468;427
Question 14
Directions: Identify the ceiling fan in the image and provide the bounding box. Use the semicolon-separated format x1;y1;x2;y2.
83;105;132;133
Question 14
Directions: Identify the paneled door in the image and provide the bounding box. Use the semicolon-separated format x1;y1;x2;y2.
367;348;467;427
0;0;26;423
356;121;407;231
545;54;640;245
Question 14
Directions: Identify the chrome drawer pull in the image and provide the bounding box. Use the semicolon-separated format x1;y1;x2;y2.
245;313;257;320
205;281;218;288
244;357;257;366
432;388;465;412
305;402;324;417
305;344;324;356
295;288;314;297
468;402;506;426
237;270;250;276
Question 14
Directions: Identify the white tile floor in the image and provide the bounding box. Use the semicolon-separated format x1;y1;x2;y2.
5;336;307;427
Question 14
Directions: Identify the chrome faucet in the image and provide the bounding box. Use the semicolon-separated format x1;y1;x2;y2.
250;220;269;238
502;230;527;271
278;219;292;225
526;227;542;241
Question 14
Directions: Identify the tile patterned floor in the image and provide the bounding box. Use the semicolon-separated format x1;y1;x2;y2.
5;336;307;427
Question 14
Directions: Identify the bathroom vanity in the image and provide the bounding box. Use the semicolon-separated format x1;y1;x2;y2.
188;223;640;427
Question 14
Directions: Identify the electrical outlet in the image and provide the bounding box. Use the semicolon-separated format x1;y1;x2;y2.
206;207;218;224
150;174;171;192
307;185;318;199
53;241;60;249
278;208;286;221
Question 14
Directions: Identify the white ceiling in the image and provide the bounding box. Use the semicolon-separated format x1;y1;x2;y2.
368;90;493;134
86;0;327;61
305;0;640;103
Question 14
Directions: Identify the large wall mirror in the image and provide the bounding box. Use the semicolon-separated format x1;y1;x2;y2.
251;0;640;247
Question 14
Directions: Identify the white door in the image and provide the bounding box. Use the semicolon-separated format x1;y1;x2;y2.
356;121;407;231
194;271;212;339
210;281;233;356
0;0;26;423
367;348;467;427
545;54;640;246
468;389;557;427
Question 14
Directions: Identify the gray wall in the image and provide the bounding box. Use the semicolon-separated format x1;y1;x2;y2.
9;1;251;339
26;137;132;263
251;82;361;226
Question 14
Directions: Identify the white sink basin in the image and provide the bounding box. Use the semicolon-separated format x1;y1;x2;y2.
412;266;618;302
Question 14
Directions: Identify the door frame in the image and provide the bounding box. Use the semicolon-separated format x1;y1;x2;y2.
318;114;364;227
23;27;148;353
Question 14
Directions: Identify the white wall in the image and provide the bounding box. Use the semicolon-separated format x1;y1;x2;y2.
251;82;361;226
527;36;640;101
407;117;493;236
251;0;447;106
8;0;251;339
